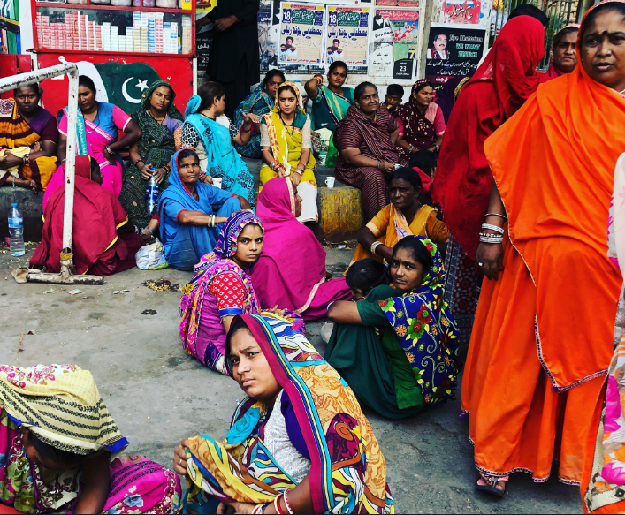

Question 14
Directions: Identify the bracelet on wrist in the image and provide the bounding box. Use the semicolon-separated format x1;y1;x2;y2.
370;241;383;255
485;212;507;220
481;223;504;235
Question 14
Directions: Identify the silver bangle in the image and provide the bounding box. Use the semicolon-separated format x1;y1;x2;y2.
482;223;504;234
370;241;383;255
485;213;507;219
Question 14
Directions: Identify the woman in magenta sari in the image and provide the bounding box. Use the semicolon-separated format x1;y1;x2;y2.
57;75;142;197
250;177;352;321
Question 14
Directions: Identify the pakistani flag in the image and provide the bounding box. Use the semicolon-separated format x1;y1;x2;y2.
92;62;161;114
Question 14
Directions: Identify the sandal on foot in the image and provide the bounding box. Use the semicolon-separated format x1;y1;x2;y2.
476;473;508;497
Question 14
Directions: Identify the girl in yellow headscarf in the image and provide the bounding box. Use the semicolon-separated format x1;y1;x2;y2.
260;82;319;229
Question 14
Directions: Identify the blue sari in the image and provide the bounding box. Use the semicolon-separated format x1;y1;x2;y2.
158;149;241;271
184;96;256;206
233;84;274;159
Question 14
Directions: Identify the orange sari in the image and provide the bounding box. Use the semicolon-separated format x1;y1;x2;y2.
462;49;625;483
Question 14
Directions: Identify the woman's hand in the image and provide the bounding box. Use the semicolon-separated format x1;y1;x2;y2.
173;439;189;475
154;167;167;184
377;244;394;262
265;305;287;318
199;171;213;184
380;161;395;173
477;242;504;280
103;147;116;165
0;153;23;170
140;163;153;180
291;170;302;187
217;502;256;514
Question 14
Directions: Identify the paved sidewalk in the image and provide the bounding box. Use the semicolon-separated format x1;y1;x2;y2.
0;246;582;514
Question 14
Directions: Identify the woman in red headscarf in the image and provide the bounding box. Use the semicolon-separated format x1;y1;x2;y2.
431;15;545;349
30;155;143;276
463;0;625;497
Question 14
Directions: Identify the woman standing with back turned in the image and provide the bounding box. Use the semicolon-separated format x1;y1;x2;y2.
463;0;625;496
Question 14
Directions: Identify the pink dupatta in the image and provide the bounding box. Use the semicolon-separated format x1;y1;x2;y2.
253;177;327;312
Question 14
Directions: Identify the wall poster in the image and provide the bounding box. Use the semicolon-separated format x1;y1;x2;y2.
424;24;485;90
278;3;325;65
326;5;370;73
371;9;419;80
440;0;482;24
376;0;419;6
259;0;278;72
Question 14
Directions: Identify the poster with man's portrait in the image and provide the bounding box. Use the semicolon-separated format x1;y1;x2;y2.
372;9;420;80
425;24;485;91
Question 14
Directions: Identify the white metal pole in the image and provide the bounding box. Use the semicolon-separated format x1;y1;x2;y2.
60;68;80;276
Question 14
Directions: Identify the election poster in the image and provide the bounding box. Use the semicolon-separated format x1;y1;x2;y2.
259;0;278;72
440;0;482;24
371;9;420;80
425;24;485;91
278;3;325;66
325;5;370;73
376;0;420;6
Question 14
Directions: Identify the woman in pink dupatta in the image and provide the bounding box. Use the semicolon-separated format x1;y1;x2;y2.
538;24;579;83
250;177;352;321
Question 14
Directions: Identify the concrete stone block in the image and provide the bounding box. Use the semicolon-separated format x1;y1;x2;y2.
318;185;363;242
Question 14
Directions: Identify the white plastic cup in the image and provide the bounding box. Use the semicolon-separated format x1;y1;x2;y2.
324;177;335;188
213;178;223;189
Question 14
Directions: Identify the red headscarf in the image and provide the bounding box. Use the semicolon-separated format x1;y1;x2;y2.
432;16;545;259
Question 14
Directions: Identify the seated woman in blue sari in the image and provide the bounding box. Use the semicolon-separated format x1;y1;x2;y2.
176;82;256;206
233;69;285;159
158;148;250;271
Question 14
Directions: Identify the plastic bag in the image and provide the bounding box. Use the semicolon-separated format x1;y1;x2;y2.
135;240;168;270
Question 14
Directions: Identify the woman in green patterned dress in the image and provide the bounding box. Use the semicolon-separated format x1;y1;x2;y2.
119;80;184;237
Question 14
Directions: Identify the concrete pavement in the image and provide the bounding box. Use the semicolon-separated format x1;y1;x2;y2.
0;245;581;514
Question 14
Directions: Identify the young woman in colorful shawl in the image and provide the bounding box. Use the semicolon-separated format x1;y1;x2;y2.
158;149;248;271
179;211;265;374
431;16;545;350
0;84;57;192
396;80;446;155
351;167;449;267
538;24;580;83
118;80;183;235
0;364;181;514
177;81;256;206
326;236;460;420
173;314;393;514
57;76;142;197
233;69;285;159
335;82;407;220
30;155;143;276
463;1;625;496
250;177;352;321
584;153;625;514
260;82;319;229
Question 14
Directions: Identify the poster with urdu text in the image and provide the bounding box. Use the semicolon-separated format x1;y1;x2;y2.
278;3;325;65
325;5;370;73
371;9;419;80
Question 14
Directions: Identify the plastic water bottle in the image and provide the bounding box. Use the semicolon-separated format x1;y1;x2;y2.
8;203;25;257
145;171;159;216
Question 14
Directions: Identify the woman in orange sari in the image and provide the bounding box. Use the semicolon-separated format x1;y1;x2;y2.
463;0;625;497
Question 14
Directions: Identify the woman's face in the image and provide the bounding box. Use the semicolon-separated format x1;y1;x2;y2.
20;428;80;473
414;86;434;107
235;224;264;264
178;154;201;184
213;94;226;115
390;247;426;292
265;75;283;99
390;178;419;212
150;86;172;113
356;86;379;115
229;328;282;402
294;190;302;218
328;66;348;89
14;86;40;115
278;89;297;115
581;10;625;92
554;31;578;73
78;86;97;112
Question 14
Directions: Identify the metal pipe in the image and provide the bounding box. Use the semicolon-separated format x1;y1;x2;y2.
0;63;78;93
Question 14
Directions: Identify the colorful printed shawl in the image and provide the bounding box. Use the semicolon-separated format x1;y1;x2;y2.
310;84;354;132
185;314;394;514
0;99;58;191
233;84;275;158
0;365;181;514
119;80;183;229
184;95;255;204
378;237;460;405
583;151;625;514
179;212;263;369
397;81;438;151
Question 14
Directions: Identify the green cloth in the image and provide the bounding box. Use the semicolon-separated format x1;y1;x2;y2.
310;85;354;132
325;285;426;420
119;80;183;229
